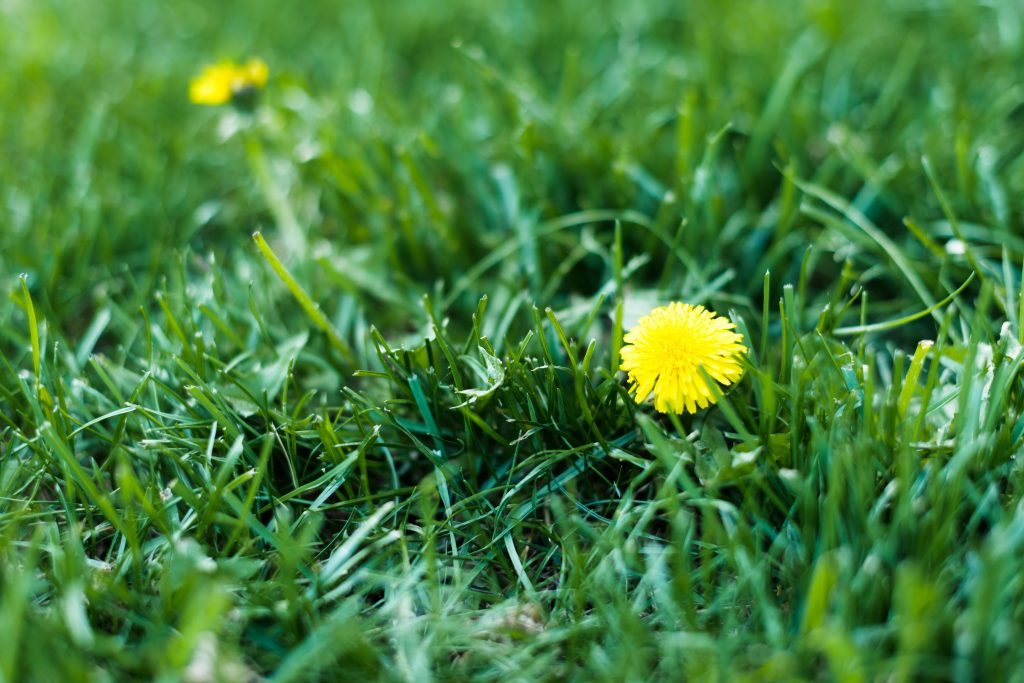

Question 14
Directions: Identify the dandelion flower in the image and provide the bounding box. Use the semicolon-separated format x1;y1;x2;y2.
620;302;747;414
189;58;269;106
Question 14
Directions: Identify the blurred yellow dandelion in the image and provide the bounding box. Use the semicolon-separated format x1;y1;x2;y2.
620;302;747;414
189;58;269;106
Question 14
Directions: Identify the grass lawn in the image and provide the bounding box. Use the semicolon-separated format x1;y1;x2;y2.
3;0;1024;680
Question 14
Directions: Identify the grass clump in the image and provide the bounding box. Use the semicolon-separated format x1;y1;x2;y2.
3;0;1024;680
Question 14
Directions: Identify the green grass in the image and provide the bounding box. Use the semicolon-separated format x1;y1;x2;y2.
3;0;1024;680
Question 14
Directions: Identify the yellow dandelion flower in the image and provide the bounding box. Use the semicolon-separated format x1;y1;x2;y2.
189;58;269;106
239;58;269;89
620;302;747;414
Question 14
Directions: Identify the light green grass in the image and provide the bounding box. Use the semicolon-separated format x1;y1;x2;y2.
3;0;1024;680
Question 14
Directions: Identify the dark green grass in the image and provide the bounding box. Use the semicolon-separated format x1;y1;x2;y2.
3;0;1024;680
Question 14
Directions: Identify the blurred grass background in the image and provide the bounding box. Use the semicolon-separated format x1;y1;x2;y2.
3;0;1024;680
8;0;1021;332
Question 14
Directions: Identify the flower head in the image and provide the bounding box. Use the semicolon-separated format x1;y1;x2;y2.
189;58;269;106
620;302;747;414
